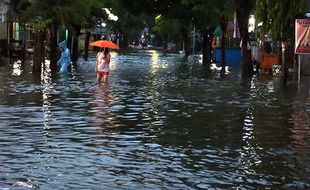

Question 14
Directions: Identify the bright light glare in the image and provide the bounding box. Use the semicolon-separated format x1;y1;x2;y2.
150;50;159;74
248;15;255;33
12;60;22;76
103;8;118;21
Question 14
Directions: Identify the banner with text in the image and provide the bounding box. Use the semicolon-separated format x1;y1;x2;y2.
295;19;310;54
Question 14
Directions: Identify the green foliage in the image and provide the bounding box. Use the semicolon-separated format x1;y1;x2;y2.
156;0;192;22
151;0;194;46
182;0;236;32
256;0;307;44
27;19;52;32
152;15;181;41
109;0;156;40
17;0;108;31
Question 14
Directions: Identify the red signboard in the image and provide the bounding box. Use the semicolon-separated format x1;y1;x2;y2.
295;19;310;54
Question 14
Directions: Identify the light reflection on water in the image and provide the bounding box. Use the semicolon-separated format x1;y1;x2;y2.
0;51;309;189
12;60;23;76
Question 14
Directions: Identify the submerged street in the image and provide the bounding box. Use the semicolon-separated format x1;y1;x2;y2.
0;51;309;189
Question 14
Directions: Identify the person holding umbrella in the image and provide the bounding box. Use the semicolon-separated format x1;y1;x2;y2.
90;40;119;84
96;48;111;84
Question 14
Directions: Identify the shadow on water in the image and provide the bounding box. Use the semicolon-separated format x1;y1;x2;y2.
0;52;309;189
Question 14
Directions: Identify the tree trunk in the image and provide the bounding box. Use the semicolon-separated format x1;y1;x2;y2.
202;29;214;68
202;32;210;67
181;26;190;57
33;31;45;73
220;19;227;74
83;31;91;61
120;33;127;48
281;42;288;86
209;33;214;65
67;29;72;53
21;24;27;61
284;44;294;85
72;25;81;63
236;2;254;77
48;22;59;72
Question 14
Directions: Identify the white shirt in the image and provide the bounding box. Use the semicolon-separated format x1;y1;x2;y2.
96;52;110;72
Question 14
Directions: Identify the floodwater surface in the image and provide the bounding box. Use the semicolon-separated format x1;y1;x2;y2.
0;51;309;189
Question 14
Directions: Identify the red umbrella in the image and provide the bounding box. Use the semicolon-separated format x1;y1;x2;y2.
90;40;119;49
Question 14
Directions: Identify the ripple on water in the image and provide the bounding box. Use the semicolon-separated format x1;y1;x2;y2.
110;105;126;111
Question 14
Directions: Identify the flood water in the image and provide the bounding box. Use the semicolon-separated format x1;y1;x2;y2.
0;51;309;189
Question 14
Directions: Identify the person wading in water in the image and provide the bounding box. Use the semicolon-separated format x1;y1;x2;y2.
95;48;111;84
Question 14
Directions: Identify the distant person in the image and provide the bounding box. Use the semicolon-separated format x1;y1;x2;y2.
96;48;111;84
57;40;71;74
141;39;147;49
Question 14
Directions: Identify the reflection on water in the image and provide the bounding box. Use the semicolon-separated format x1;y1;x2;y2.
41;60;53;132
12;60;23;76
0;52;309;189
90;84;115;128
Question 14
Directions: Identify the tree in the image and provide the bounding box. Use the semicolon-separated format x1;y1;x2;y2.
104;0;198;59
29;20;51;73
110;0;193;56
17;0;108;70
17;0;74;72
256;0;307;84
183;0;235;73
109;0;156;47
256;0;306;44
152;15;182;46
218;0;236;74
17;1;51;73
153;0;193;56
63;0;105;63
235;0;256;77
183;0;218;66
81;4;108;60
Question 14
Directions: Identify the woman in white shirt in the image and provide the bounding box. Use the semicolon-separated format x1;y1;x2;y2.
96;48;111;84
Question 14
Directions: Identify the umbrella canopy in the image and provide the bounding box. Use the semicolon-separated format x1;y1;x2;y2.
90;40;119;49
